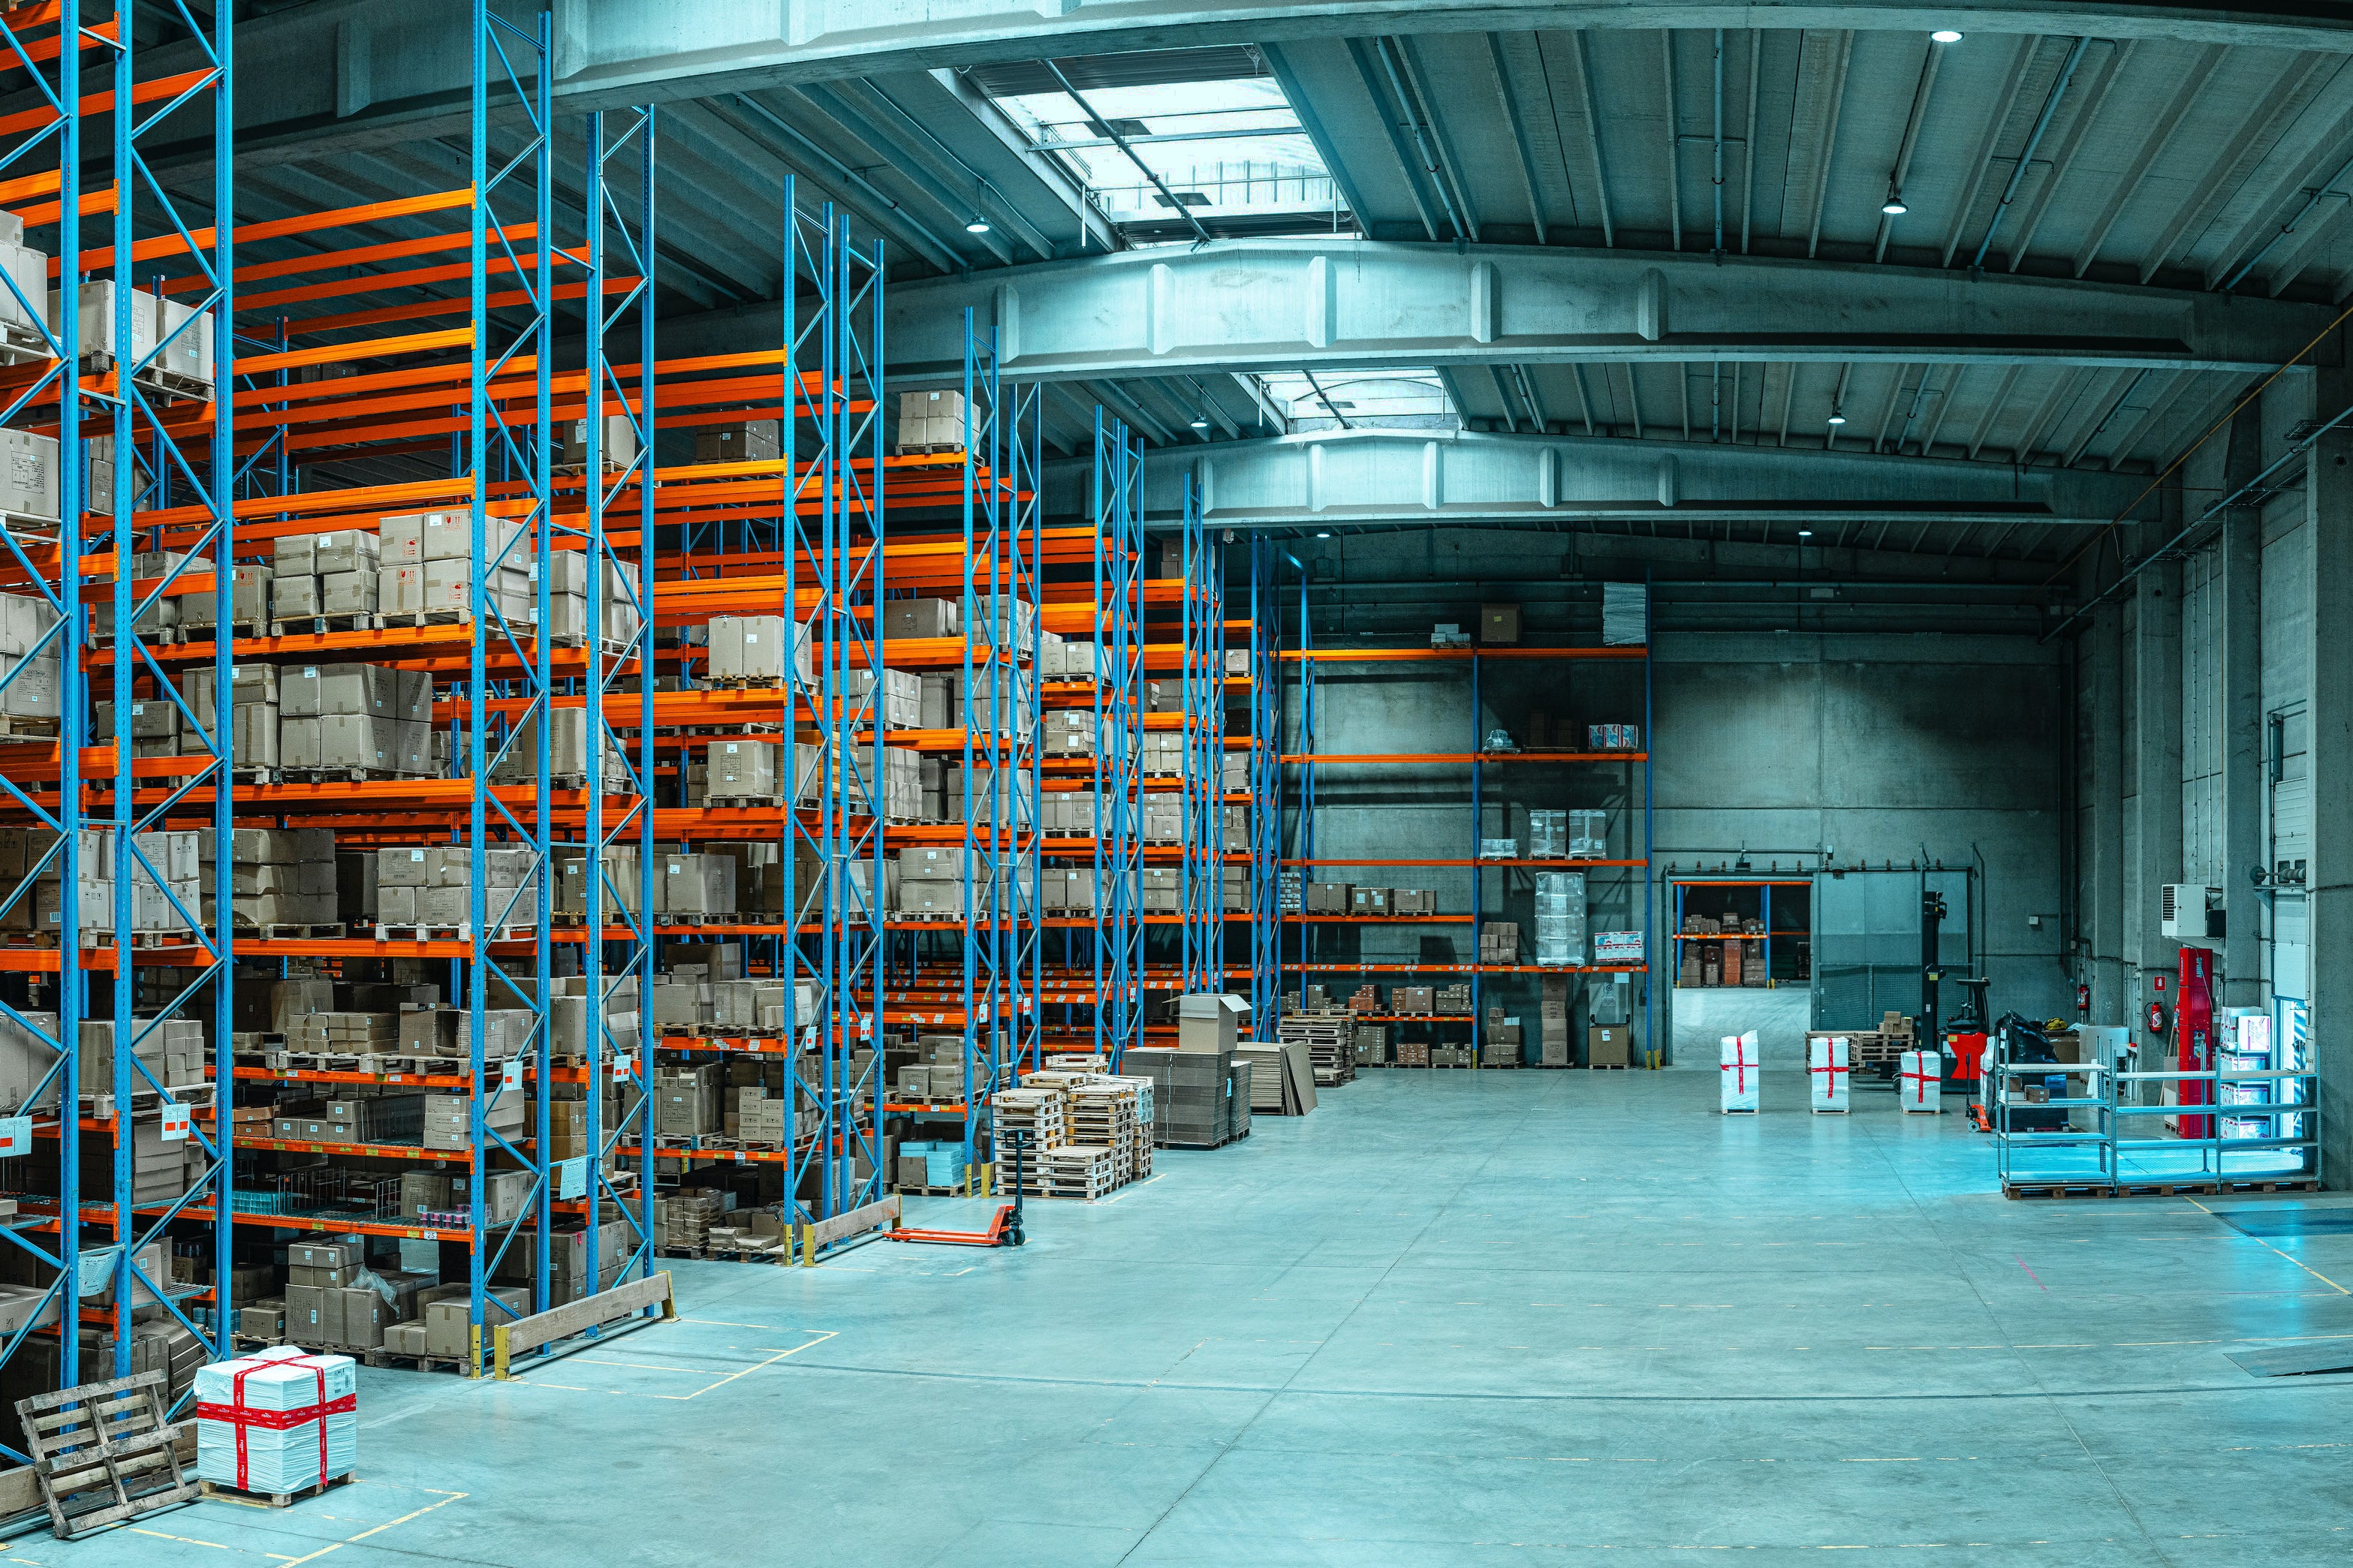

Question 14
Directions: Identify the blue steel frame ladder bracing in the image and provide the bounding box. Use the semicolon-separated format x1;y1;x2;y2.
960;310;1041;1157
1092;414;1146;1061
1179;476;1223;997
465;0;557;1371
1249;541;1283;1025
0;0;238;1433
578;100;659;1335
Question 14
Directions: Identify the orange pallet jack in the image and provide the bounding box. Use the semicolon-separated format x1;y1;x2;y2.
887;1132;1029;1250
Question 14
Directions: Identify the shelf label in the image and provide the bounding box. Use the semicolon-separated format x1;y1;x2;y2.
556;1157;588;1199
0;1117;29;1158
611;1052;635;1082
160;1102;192;1142
501;1056;524;1094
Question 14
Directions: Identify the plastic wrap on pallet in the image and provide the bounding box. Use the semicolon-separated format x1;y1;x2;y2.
1720;1031;1759;1113
1809;1036;1850;1113
193;1346;357;1495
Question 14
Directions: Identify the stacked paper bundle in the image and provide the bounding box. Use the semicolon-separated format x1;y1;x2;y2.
1899;1049;1942;1114
1720;1031;1760;1113
193;1344;357;1494
1808;1036;1850;1113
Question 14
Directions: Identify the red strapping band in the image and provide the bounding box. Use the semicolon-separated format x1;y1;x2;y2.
210;1358;343;1487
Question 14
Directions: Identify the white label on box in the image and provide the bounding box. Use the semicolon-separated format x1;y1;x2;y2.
160;1101;191;1141
0;1115;29;1157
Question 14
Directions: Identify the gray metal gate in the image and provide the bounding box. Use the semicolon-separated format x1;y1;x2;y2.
1811;868;1973;1029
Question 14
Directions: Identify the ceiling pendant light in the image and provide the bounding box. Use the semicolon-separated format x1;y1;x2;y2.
1881;191;1909;215
966;215;991;234
1930;29;1963;44
1189;414;1210;430
1826;409;1848;426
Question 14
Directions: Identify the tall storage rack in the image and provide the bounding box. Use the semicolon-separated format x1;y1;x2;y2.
958;312;1041;1128
0;0;238;1426
1277;615;1653;1064
1091;414;1146;1061
1176;476;1223;996
641;182;893;1244
1246;542;1285;1024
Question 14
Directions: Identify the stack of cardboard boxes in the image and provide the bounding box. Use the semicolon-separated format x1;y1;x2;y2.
1541;974;1572;1065
271;531;381;624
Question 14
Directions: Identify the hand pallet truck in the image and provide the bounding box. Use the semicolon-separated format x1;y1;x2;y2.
886;1130;1029;1249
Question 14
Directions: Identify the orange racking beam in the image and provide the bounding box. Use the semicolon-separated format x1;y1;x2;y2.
1283;857;1649;868
108;188;479;275
1279;646;1647;662
0;68;215;145
1280;751;1645;765
155;220;534;295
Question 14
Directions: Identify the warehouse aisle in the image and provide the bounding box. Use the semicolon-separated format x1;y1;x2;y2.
93;1072;2353;1565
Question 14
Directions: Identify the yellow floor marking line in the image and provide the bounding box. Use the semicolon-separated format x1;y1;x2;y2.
2186;1197;2353;1295
127;1527;228;1548
513;1329;838;1401
276;1489;467;1567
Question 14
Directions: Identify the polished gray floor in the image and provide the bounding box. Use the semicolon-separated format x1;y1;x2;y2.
80;1069;2353;1565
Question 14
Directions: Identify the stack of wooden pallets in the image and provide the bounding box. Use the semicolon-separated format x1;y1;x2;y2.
987;1088;1068;1159
1280;1010;1355;1086
1030;1143;1122;1200
1068;1079;1141;1151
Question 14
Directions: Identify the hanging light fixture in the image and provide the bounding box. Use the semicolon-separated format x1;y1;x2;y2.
1189;414;1210;430
965;216;991;234
1930;29;1964;44
1881;191;1909;215
1826;409;1848;426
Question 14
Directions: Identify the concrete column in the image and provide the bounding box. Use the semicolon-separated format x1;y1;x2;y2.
2089;594;2126;1023
2308;349;2353;1185
2219;403;2265;1005
2129;498;2184;1012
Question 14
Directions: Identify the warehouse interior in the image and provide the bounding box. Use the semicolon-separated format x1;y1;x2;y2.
5;1;2353;1561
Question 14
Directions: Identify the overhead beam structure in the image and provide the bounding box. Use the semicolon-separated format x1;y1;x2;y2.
1048;429;2158;530
158;2;2353;170
831;242;2333;381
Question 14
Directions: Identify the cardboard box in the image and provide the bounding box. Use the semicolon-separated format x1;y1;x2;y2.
1176;992;1250;1052
1480;603;1520;644
1587;1025;1630;1067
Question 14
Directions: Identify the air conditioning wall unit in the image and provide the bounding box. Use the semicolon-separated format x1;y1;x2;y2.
2160;883;2224;940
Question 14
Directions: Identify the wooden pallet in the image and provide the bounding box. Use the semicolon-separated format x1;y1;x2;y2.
372;923;532;943
199;1471;357;1509
243;922;347;940
269;615;372;637
2004;1182;2117;1200
14;1370;196;1539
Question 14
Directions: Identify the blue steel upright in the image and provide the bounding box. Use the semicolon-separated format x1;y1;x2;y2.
1178;476;1222;996
1091;414;1145;1061
580;103;658;1313
1249;541;1282;1027
465;0;556;1372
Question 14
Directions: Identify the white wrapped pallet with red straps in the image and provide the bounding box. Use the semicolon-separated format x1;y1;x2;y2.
1809;1037;1851;1113
191;1344;357;1502
1719;1031;1760;1113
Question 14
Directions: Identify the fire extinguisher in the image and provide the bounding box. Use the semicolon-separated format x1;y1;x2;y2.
2076;983;2089;1016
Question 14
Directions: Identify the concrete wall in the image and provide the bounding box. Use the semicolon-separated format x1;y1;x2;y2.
1291;620;2070;1059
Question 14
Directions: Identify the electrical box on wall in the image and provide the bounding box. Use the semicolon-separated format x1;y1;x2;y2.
2159;884;2224;940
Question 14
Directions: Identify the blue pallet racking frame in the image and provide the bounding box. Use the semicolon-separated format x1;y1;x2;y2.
1248;542;1285;1025
1092;414;1145;1061
1178;476;1223;996
959;311;1041;1148
459;0;557;1367
578;101;658;1309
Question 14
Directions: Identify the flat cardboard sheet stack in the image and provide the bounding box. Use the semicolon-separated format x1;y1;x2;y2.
192;1345;357;1494
1234;1040;1317;1115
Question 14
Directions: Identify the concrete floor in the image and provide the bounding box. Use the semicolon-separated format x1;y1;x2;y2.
76;1070;2353;1566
